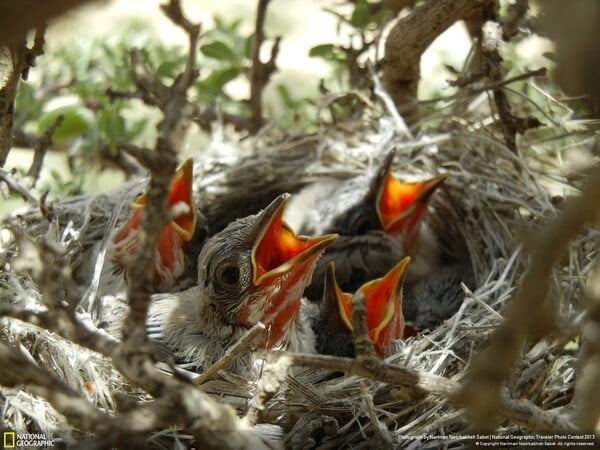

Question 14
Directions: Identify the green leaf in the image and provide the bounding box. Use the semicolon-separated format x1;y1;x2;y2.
126;117;148;140
38;105;97;142
350;0;371;28
200;41;238;62
99;108;127;142
276;84;296;109
156;60;183;78
202;66;241;92
309;44;335;58
244;33;255;59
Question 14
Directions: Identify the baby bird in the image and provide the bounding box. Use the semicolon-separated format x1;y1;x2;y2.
111;158;202;292
147;194;337;373
313;257;410;358
298;150;448;302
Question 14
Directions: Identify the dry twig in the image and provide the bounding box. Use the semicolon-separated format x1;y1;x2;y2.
194;322;266;385
0;168;37;204
249;0;280;134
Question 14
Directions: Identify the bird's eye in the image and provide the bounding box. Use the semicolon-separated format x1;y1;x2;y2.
216;264;240;286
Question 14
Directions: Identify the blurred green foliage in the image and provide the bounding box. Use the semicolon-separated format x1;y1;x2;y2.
11;0;589;200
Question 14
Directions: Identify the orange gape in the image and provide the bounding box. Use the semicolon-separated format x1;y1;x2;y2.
111;158;197;291
376;170;449;243
237;195;337;346
330;257;411;357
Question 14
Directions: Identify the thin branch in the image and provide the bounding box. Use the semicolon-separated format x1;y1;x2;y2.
360;380;392;447
249;0;279;134
26;113;64;183
119;0;201;364
350;291;379;359
367;59;412;139
0;168;37;203
430;67;547;104
194;322;266;385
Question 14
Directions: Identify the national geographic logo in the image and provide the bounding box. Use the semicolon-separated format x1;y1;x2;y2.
3;431;55;448
3;432;14;449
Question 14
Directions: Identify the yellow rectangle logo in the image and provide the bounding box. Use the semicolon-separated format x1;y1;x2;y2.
3;431;16;448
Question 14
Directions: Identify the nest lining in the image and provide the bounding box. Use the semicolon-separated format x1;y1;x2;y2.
0;113;595;448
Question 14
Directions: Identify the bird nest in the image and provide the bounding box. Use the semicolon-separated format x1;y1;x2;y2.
0;111;597;449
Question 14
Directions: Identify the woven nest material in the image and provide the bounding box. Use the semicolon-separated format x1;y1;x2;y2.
0;113;597;449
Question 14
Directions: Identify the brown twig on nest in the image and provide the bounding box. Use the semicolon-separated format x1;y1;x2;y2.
105;6;271;446
0;26;46;167
249;0;280;134
458;166;600;432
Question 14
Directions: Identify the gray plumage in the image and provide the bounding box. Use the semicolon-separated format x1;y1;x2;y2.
403;266;471;330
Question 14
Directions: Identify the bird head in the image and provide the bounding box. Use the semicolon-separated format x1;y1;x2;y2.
332;151;448;247
374;156;449;241
111;158;197;291
198;193;337;347
326;256;411;357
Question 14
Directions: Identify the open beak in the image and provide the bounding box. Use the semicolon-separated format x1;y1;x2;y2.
127;158;196;241
252;194;338;286
112;158;196;290
325;262;353;330
329;257;411;357
376;169;449;236
241;194;337;345
166;157;196;241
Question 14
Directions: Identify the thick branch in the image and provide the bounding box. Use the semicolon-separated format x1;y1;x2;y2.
120;0;201;363
0;1;94;45
1;27;46;166
572;263;600;430
382;0;494;127
458;166;600;431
